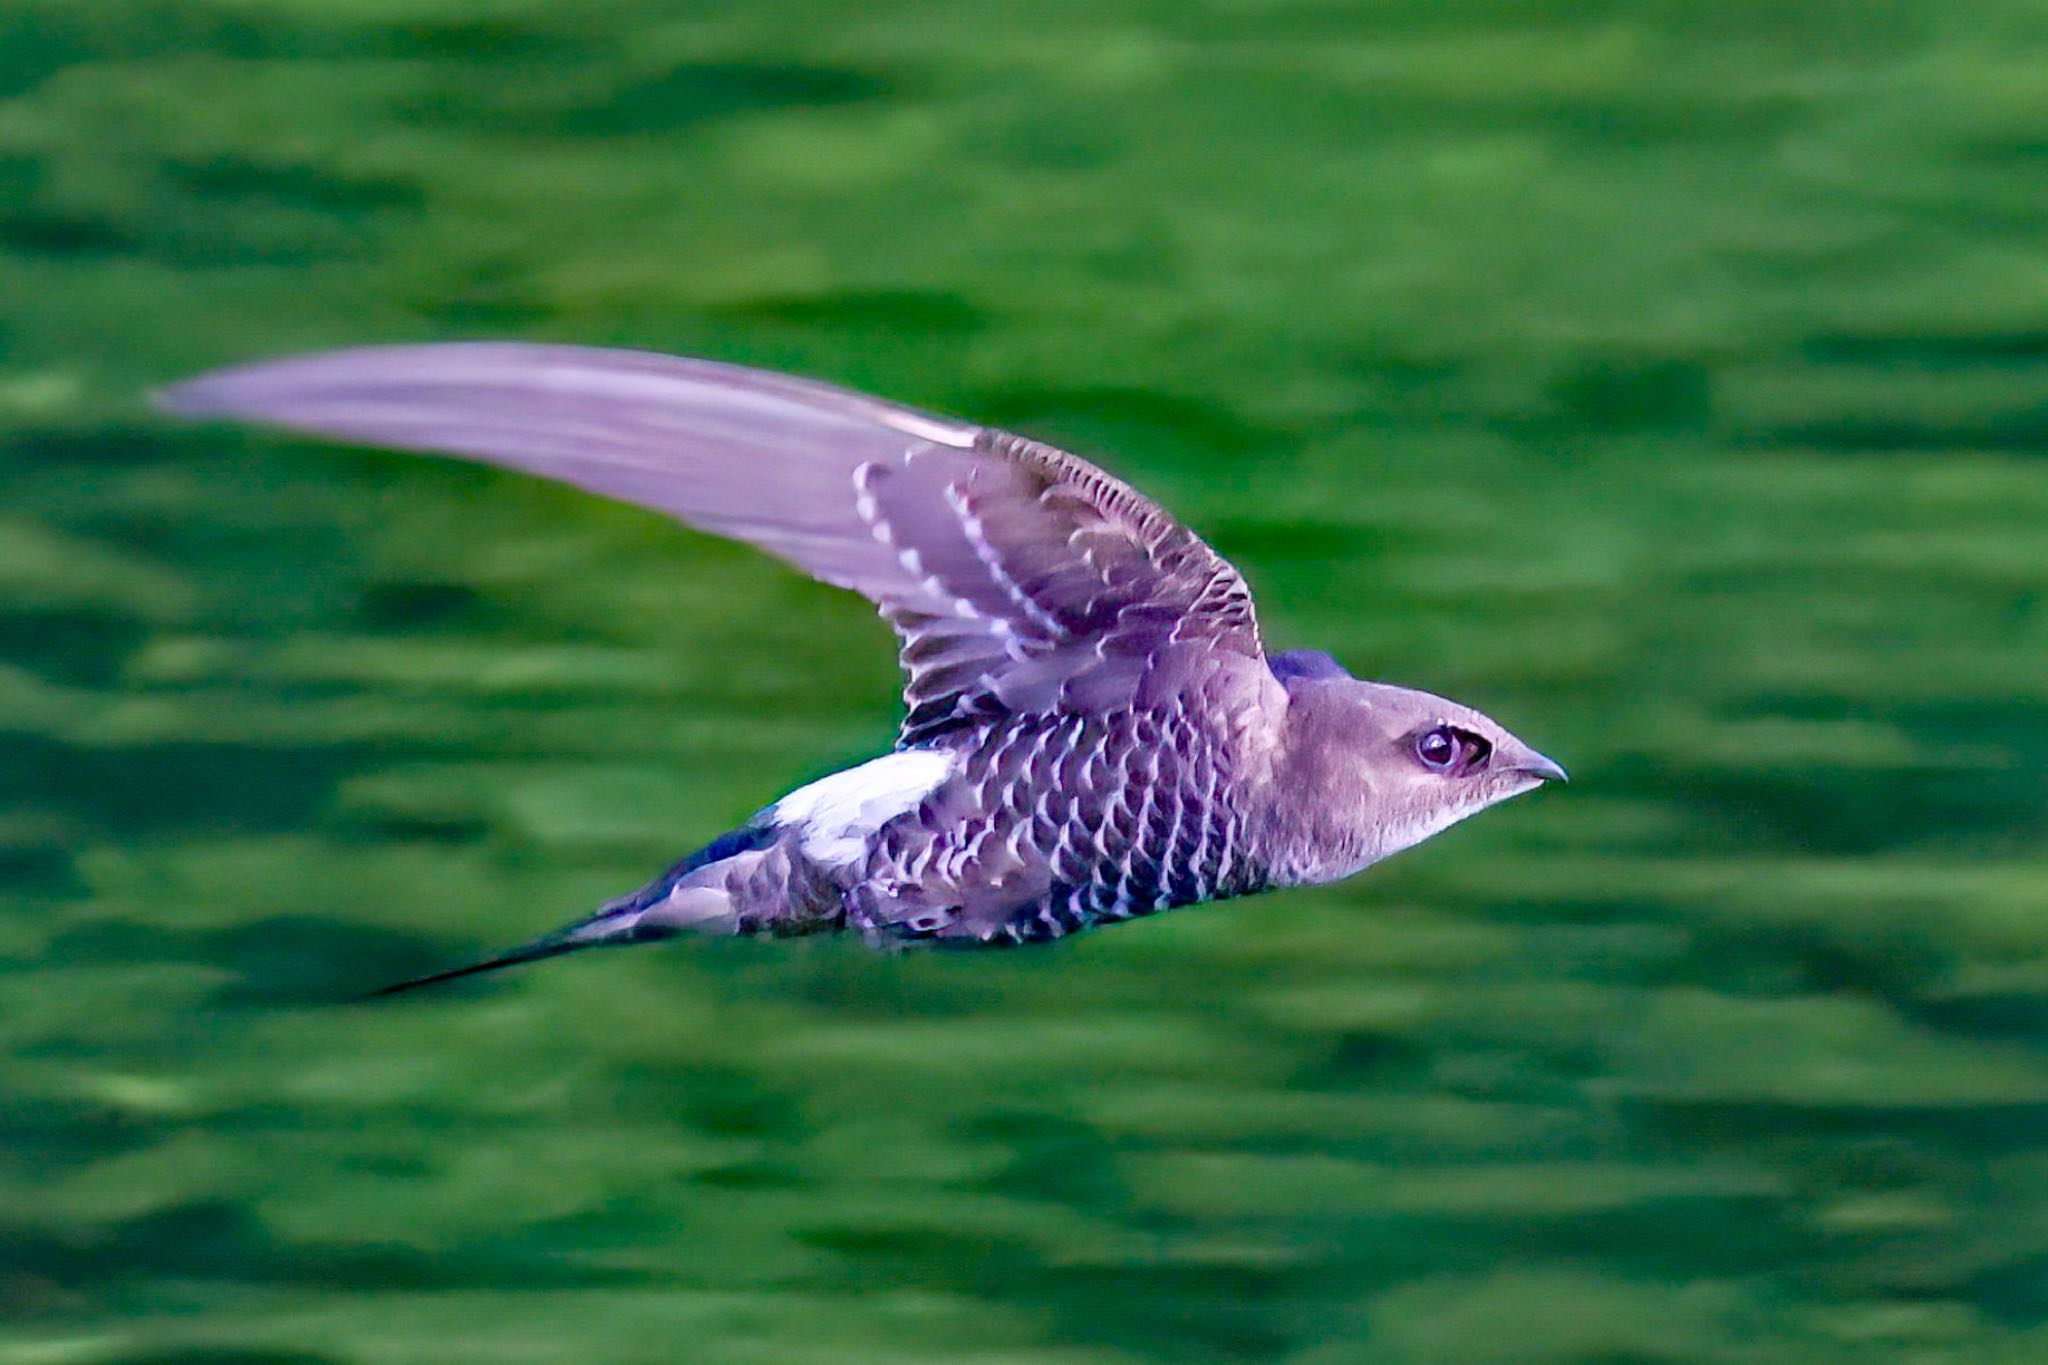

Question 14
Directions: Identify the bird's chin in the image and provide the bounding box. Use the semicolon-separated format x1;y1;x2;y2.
1368;800;1490;866
1364;769;1561;865
1490;772;1551;802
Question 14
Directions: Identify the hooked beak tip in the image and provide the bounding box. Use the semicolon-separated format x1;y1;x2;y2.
1514;753;1569;785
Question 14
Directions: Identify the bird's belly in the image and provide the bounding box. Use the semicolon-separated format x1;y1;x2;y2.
846;715;1266;945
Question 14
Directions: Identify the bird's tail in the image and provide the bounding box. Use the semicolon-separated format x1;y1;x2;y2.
363;909;670;999
365;826;775;998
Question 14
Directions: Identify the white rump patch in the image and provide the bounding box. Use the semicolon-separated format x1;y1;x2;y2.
771;750;956;866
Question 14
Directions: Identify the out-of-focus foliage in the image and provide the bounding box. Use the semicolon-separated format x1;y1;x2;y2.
4;2;2048;1361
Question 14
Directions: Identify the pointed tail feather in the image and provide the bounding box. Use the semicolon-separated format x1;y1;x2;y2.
363;863;747;998
363;927;615;998
364;905;679;999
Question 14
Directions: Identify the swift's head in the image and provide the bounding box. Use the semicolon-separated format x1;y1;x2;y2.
1267;650;1566;883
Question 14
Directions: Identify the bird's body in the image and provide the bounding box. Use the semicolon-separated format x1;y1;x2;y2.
160;343;1564;991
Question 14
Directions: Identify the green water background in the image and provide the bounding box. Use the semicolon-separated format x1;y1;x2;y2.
5;2;2048;1361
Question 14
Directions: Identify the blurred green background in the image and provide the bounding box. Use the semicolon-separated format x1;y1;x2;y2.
4;2;2048;1361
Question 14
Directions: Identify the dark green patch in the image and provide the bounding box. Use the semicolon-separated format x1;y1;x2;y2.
709;288;984;336
99;1349;345;1365
1;1200;646;1296
354;580;488;630
0;606;148;687
162;155;422;221
0;734;370;836
0;212;140;258
405;60;889;136
1541;357;1714;434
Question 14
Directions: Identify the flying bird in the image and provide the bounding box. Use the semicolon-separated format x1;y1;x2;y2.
159;344;1565;993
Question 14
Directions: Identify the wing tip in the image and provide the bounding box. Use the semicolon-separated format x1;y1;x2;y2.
152;374;238;421
151;352;349;424
150;344;484;424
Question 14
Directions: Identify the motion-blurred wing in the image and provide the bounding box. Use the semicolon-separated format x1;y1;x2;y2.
159;343;1269;743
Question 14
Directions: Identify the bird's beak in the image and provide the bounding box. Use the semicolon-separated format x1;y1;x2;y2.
1506;748;1569;784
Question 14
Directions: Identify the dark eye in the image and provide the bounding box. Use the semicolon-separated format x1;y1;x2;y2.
1415;726;1459;770
1413;725;1492;775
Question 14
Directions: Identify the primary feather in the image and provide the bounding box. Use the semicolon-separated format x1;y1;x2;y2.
159;344;1265;745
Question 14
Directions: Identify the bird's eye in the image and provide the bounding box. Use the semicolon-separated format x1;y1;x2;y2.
1413;725;1491;775
1415;726;1459;770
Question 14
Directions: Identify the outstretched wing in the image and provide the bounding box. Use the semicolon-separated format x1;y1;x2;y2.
159;343;1271;744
